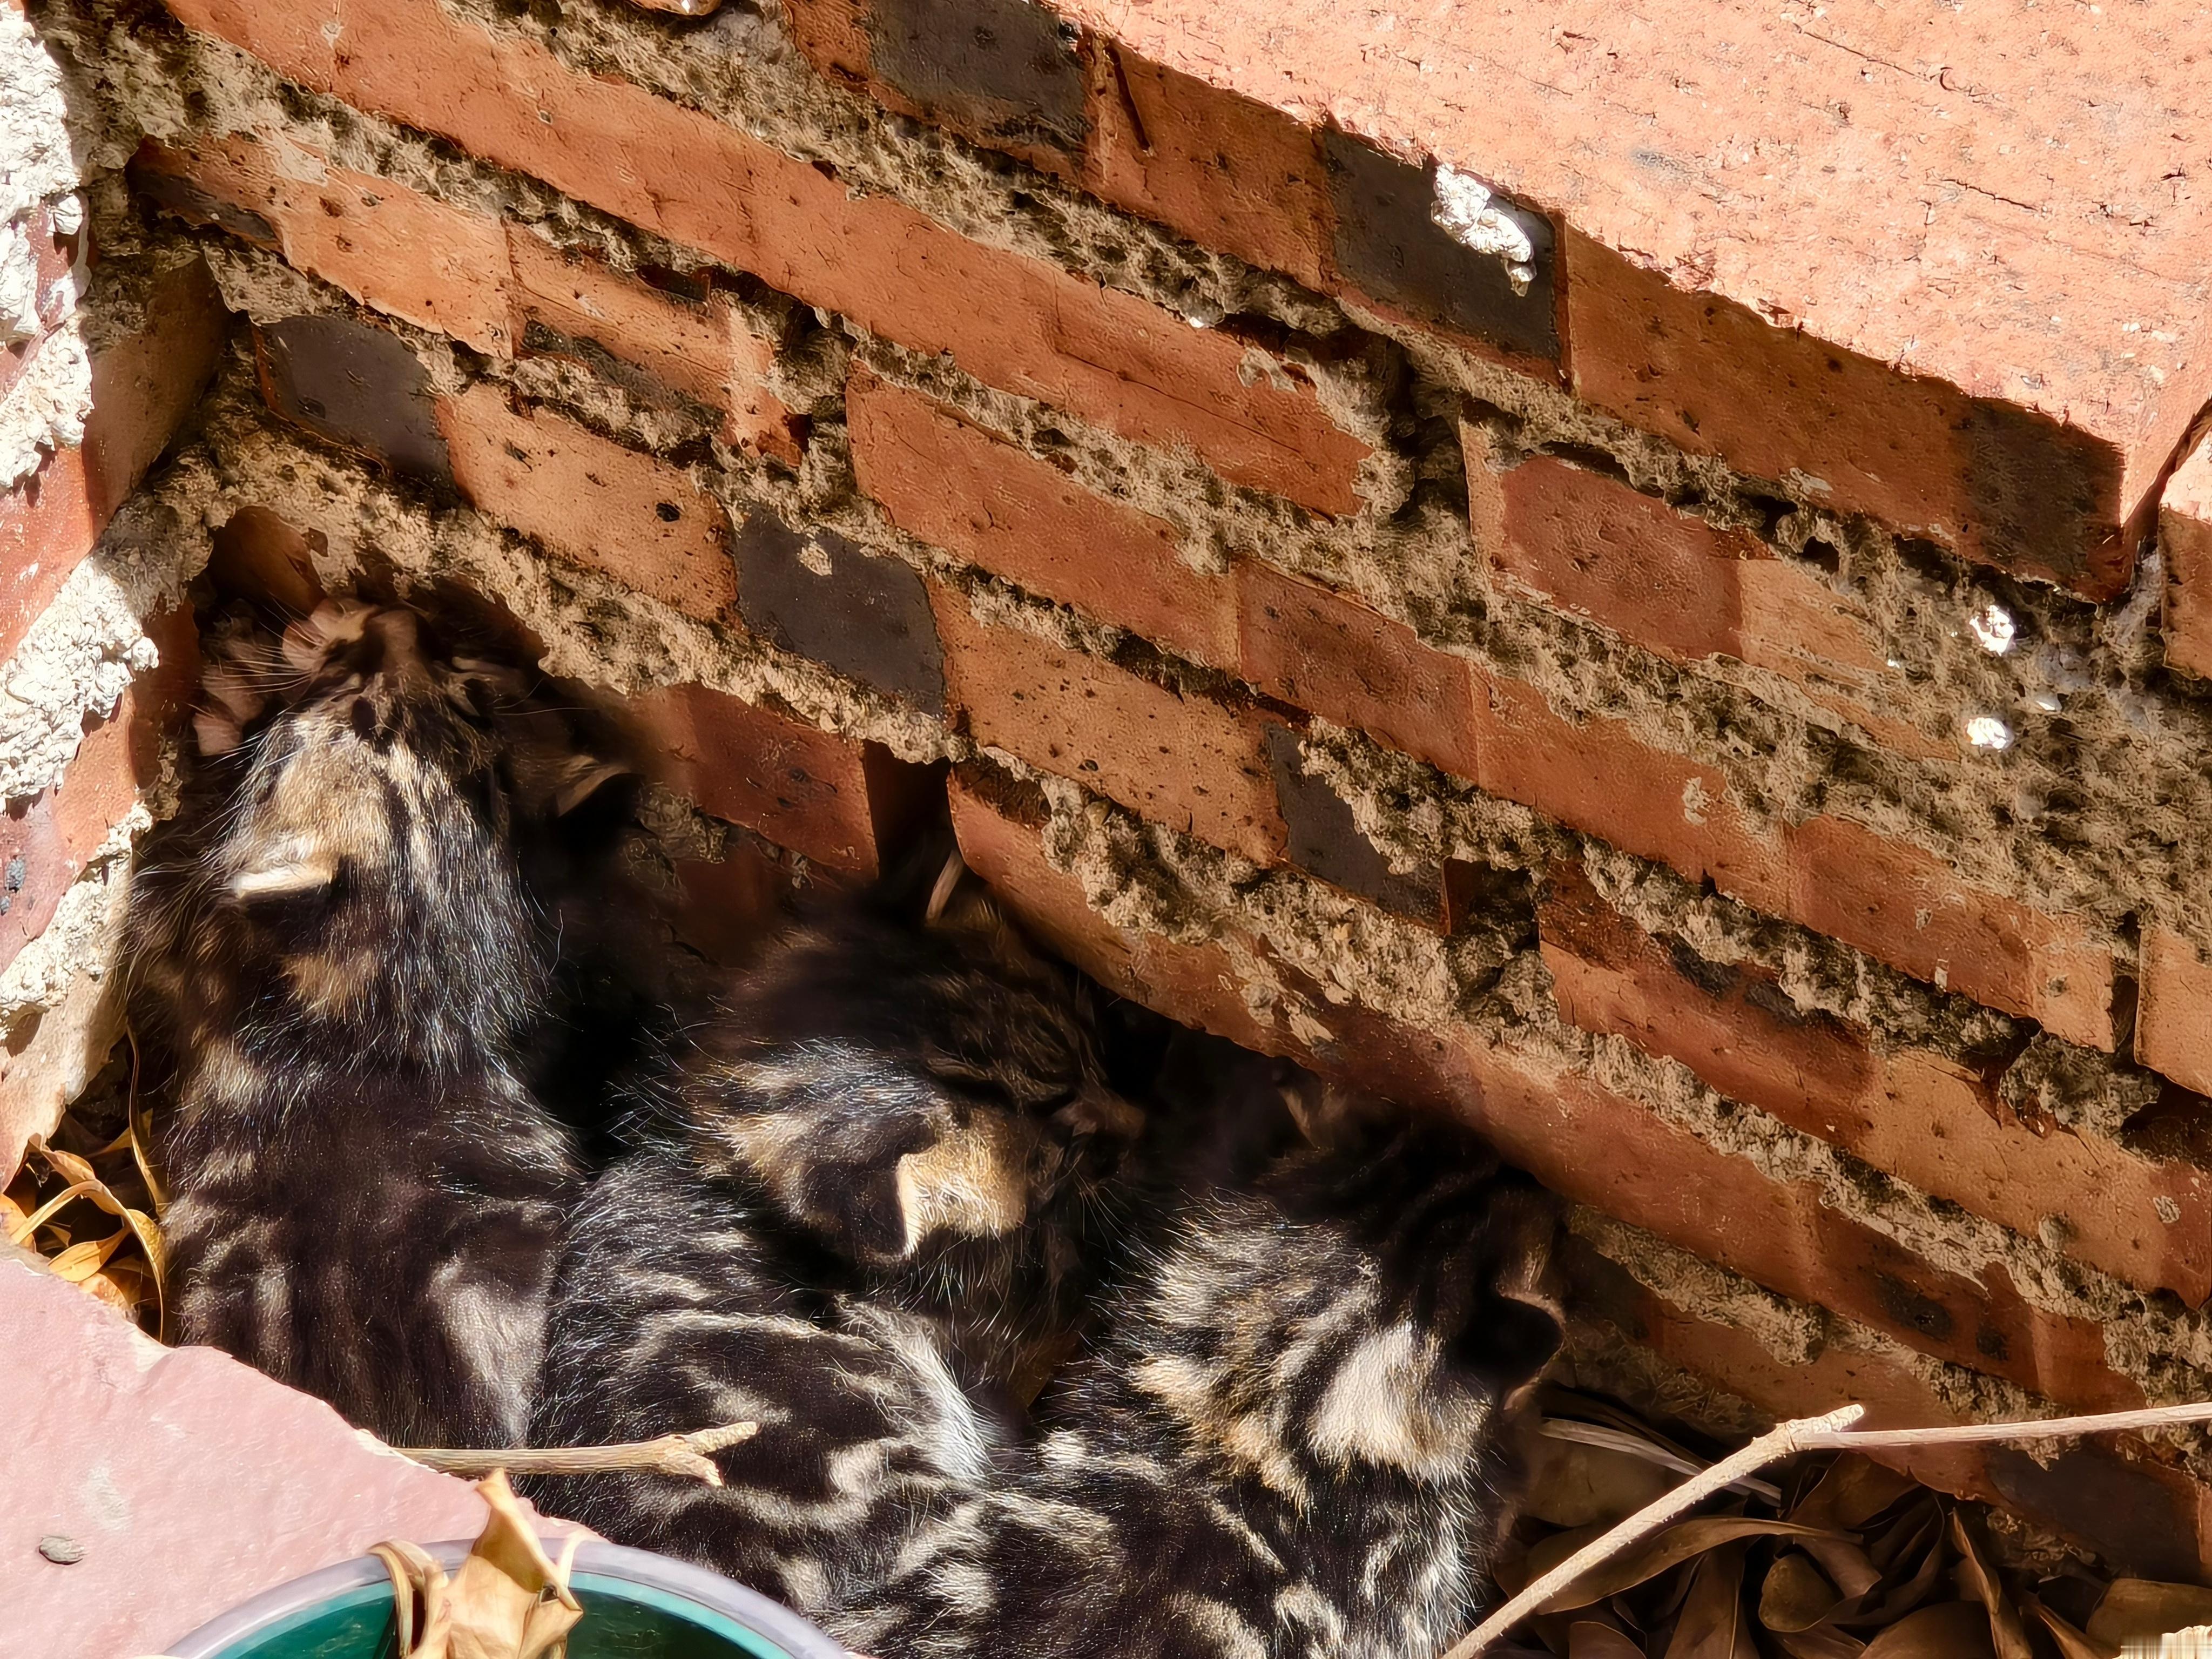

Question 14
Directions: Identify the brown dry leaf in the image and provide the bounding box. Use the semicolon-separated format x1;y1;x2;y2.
31;1137;100;1189
1663;1543;1750;1659
368;1475;582;1659
446;1472;582;1659
1860;1601;1997;1658
2020;1593;2107;1659
1760;1553;1844;1634
1788;1458;1919;1534
77;1263;144;1318
1526;1431;1678;1528
1773;1633;1865;1659
1540;1519;1849;1613
1567;1622;1645;1658
48;1228;128;1283
2087;1580;2212;1649
1947;1510;2032;1659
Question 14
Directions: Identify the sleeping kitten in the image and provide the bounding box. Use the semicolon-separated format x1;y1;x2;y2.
127;600;626;1447
529;878;1145;1619
842;1038;1564;1659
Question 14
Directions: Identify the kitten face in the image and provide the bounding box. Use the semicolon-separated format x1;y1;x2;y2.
135;602;619;1078
685;898;1144;1274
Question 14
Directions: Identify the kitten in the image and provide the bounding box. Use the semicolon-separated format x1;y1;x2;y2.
842;1037;1564;1659
529;878;1145;1619
127;600;626;1448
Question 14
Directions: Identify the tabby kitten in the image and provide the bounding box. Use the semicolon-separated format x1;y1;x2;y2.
529;880;1145;1619
842;1037;1564;1659
127;600;625;1448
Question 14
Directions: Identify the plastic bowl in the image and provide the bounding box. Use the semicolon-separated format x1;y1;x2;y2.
161;1538;849;1659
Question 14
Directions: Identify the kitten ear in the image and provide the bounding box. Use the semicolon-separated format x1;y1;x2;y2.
549;754;632;818
193;709;243;757
230;851;338;900
1467;1294;1563;1394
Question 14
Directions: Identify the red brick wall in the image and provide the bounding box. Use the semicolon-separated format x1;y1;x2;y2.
28;0;2212;1583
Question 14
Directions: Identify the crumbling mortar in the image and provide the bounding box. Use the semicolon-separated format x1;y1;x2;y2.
179;358;954;763
1008;758;2212;1404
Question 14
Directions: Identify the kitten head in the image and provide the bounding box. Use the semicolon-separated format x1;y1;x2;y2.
682;866;1144;1279
133;601;627;1074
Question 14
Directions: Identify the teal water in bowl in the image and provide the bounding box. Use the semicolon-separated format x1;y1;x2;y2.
201;1571;799;1659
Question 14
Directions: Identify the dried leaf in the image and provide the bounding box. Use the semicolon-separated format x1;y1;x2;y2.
1663;1543;1750;1659
30;1136;99;1189
1947;1509;2032;1659
446;1472;582;1659
2086;1580;2212;1649
127;1034;168;1216
1567;1622;1645;1659
48;1228;127;1283
1796;1533;1882;1601
372;1539;451;1658
1859;1601;1997;1658
1542;1519;1850;1613
1761;1553;1844;1634
2020;1593;2106;1659
1788;1457;1919;1533
1773;1632;1865;1659
1526;1429;1678;1528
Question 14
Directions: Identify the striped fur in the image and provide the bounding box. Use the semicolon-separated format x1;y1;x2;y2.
840;1045;1563;1659
530;898;1145;1620
127;602;622;1447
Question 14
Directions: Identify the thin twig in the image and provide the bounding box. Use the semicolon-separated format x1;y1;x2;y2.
1441;1406;1867;1659
395;1421;758;1486
1445;1395;2212;1657
1795;1399;2212;1450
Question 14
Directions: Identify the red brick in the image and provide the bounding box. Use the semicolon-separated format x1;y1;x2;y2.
0;604;198;979
2160;426;2212;680
2139;925;2212;1098
1541;864;2212;1302
1236;563;1480;780
1467;442;1944;761
0;255;225;666
1464;670;2116;1049
947;769;1280;1056
134;136;511;355
1784;814;2115;1052
435;384;733;623
164;0;1369;515
945;770;2137;1412
1469;670;1787;904
1564;233;2133;599
1080;43;1329;292
930;588;1284;865
505;227;802;466
1570;1246;2212;1583
626;682;887;875
847;369;1235;668
670;837;794;964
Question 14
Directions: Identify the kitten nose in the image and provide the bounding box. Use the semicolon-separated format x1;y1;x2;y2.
1056;1087;1145;1144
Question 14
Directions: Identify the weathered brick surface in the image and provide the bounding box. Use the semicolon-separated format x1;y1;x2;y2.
949;777;2142;1412
1541;864;2210;1301
2139;924;2212;1100
163;0;1372;516
437;383;733;622
1034;0;2206;596
1569;1244;2212;1583
1236;562;1480;781
847;370;1236;669
2162;426;2212;681
505;228;802;464
134;136;512;354
0;606;198;977
0;255;225;666
734;513;945;711
1262;723;1448;927
931;590;1284;864
1466;438;1941;759
628;682;891;875
1079;44;1329;292
257;314;452;486
1463;672;2117;1049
